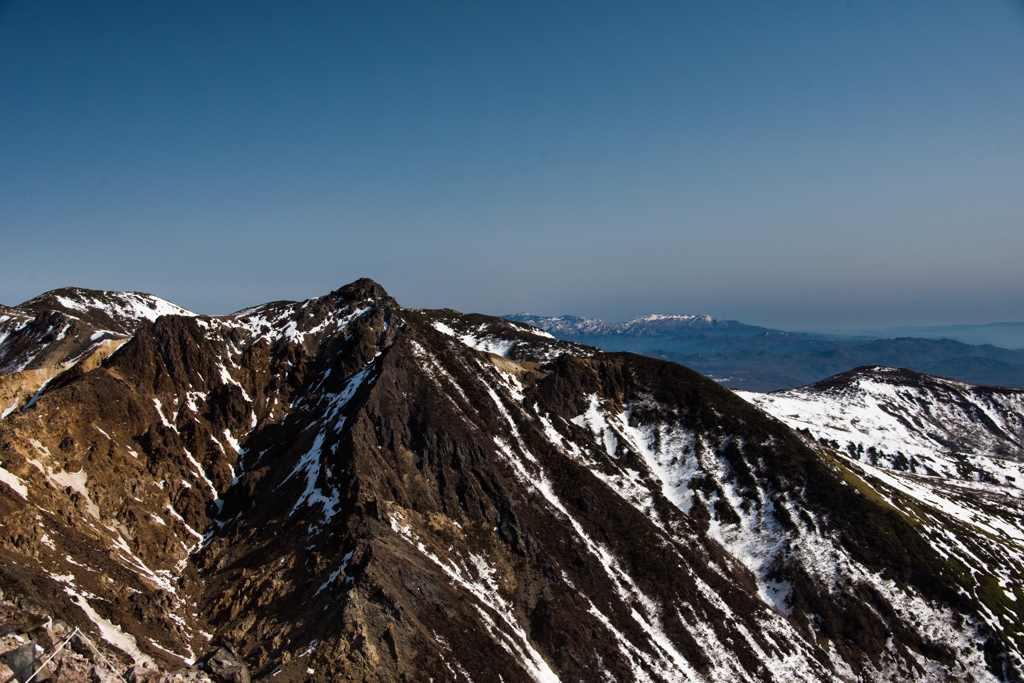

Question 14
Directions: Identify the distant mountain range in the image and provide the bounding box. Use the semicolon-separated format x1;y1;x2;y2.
505;314;1024;391
859;321;1024;350
504;313;773;339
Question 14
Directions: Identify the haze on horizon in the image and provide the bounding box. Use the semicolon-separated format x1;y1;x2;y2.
1;1;1022;333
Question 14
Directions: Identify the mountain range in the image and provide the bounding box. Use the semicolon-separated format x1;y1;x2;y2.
860;323;1024;351
0;282;1022;682
506;314;1024;392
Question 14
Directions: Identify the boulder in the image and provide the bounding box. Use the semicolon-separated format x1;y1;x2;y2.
126;662;160;683
67;635;94;662
2;642;47;683
51;656;90;683
204;649;248;683
88;664;121;683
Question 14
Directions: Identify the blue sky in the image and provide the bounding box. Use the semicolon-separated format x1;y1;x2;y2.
1;1;1022;331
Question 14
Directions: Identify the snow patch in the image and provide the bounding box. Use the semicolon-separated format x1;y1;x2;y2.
0;463;28;498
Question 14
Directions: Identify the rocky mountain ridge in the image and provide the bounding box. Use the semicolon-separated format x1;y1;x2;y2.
0;288;197;420
0;281;1022;682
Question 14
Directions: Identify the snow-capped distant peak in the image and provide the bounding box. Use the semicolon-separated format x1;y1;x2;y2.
627;314;705;323
504;312;757;337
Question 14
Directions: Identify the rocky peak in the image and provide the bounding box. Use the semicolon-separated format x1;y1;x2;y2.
328;278;391;304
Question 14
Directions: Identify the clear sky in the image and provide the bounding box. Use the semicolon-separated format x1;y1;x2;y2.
1;1;1022;331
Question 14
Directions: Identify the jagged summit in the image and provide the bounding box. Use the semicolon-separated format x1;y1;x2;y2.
228;279;393;319
328;277;391;303
0;280;1022;682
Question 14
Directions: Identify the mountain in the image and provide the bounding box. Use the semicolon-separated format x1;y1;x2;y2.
1;288;198;419
505;314;774;341
507;314;1024;391
650;340;1024;392
736;366;1024;476
861;322;1024;350
0;281;1021;682
736;366;1024;669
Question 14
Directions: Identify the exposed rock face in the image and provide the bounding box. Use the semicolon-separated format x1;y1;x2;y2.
0;280;1022;681
0;341;126;419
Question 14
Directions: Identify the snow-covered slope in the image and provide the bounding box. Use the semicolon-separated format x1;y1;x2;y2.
427;309;589;361
1;287;196;375
737;366;1024;485
737;365;1024;677
17;287;196;334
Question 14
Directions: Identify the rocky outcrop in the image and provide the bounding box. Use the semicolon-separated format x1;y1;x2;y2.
0;340;125;418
